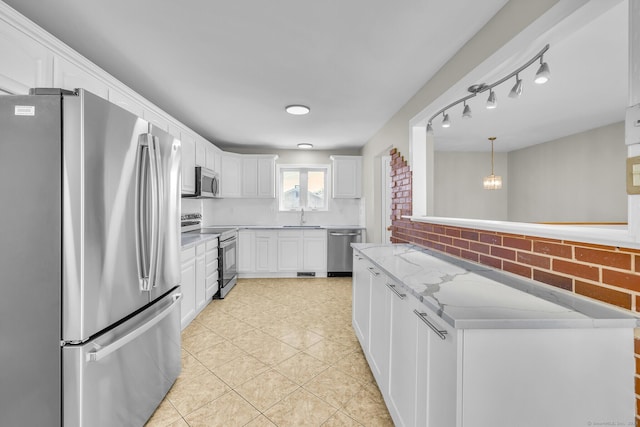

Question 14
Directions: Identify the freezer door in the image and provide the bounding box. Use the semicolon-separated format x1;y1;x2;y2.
63;290;182;427
62;90;152;341
148;124;181;301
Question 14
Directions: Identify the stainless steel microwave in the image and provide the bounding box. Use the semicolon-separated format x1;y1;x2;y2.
186;167;220;198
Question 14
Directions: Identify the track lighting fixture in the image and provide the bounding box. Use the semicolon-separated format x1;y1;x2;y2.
508;74;523;98
441;112;450;128
534;55;550;84
426;122;434;134
486;89;497;109
424;44;550;134
462;101;472;118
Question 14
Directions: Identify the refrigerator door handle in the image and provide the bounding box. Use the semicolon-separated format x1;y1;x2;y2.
135;134;161;291
86;293;182;362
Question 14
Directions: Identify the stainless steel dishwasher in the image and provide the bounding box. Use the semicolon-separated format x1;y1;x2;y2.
327;228;363;277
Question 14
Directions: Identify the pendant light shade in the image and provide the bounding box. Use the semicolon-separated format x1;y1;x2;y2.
486;89;497;109
483;137;502;190
462;102;472;118
534;58;550;84
441;112;450;128
508;75;523;98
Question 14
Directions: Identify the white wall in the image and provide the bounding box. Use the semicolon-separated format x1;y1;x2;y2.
361;0;563;243
508;121;626;222
434;151;509;220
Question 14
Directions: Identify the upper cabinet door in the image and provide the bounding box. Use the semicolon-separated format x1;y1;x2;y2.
331;155;362;198
0;22;53;94
220;152;242;198
242;156;258;197
179;132;196;195
257;156;276;198
53;57;109;99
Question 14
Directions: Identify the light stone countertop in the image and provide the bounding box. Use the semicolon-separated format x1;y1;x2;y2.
180;232;220;249
352;243;639;329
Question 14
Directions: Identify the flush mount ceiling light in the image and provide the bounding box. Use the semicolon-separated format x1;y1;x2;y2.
297;143;313;149
285;105;310;115
424;44;550;133
483;137;503;190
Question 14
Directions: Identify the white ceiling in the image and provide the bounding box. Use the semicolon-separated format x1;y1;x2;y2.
3;0;509;150
429;0;628;153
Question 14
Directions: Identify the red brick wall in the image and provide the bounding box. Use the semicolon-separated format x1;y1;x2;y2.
388;147;640;421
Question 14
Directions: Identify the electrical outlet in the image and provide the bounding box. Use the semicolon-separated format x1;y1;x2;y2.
627;156;640;194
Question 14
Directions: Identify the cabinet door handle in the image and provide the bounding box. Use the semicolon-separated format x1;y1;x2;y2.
386;283;406;299
367;267;380;277
413;310;448;340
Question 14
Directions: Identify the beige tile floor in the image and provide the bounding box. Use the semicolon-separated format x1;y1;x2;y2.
145;277;393;427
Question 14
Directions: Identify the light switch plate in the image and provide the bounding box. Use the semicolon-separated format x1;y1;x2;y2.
626;104;640;145
627;156;640;194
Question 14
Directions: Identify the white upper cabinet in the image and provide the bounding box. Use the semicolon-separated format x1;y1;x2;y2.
180;131;196;195
143;108;170;132
195;137;206;167
242;155;277;198
0;21;53;94
220;152;242;198
205;143;221;174
53;56;109;99
331;155;362;198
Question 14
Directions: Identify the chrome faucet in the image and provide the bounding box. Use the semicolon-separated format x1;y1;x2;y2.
300;208;306;225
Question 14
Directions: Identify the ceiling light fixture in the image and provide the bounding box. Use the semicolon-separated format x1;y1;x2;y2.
483;137;502;190
285;105;310;115
486;89;497;109
441;112;451;128
462;101;472;118
534;55;551;84
508;74;523;98
425;44;550;133
297;143;313;149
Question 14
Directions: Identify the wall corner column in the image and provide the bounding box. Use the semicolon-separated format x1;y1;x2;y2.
628;0;640;242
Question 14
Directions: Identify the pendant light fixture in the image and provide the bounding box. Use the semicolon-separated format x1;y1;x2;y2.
424;44;550;133
483;137;502;190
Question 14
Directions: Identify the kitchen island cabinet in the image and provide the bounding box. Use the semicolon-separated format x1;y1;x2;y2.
352;243;639;427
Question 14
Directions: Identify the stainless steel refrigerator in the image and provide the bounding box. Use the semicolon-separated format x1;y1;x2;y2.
0;88;182;427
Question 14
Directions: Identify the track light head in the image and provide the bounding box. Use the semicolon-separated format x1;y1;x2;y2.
462;102;472;118
441;112;450;128
534;57;550;84
486;89;497;109
426;122;434;134
508;75;523;98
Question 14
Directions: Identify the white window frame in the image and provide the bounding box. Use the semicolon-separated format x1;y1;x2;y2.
277;164;331;211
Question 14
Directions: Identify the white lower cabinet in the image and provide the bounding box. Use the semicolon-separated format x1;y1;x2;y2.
181;239;218;330
367;268;390;393
352;252;371;349
180;247;196;329
238;229;327;277
354;250;636;427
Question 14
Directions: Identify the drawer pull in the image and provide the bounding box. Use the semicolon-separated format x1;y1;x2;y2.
386;283;406;299
414;310;447;340
367;267;380;277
